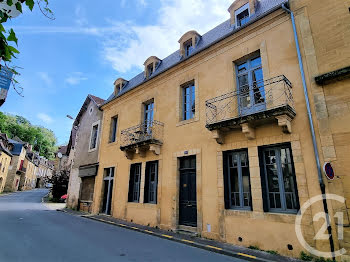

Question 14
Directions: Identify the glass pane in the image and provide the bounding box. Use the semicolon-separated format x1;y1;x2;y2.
237;62;248;74
266;164;279;193
238;74;250;108
241;152;247;167
252;68;265;104
230;168;240;207
242;167;250;193
237;9;249;26
250;56;262;68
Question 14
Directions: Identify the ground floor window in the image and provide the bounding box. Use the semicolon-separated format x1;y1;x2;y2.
223;150;252;210
259;144;299;213
144;161;158;204
128;163;142;203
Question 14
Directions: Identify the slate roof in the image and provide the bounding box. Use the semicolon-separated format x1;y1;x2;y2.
57;145;68;156
102;0;288;106
89;94;105;107
8;138;25;156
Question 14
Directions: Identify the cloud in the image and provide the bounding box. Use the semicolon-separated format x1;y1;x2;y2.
14;1;233;74
75;5;88;26
37;113;53;124
65;72;88;85
37;72;53;86
102;0;233;73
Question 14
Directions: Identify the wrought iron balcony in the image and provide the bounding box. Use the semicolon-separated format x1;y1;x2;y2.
120;120;164;159
205;75;296;143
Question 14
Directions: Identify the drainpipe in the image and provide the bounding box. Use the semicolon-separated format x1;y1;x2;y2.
282;3;335;260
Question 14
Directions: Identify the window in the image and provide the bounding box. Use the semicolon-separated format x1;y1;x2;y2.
223;150;252;210
109;116;118;143
260;144;299;213
144;100;154;134
184;40;193;57
144;161;158;204
128;163;142;203
235;3;250;27
182;81;196;121
147;63;154;78
236;54;265;115
89;124;98;150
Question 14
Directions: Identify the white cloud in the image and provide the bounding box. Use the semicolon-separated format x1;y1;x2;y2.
14;1;233;74
75;5;88;26
103;0;233;73
37;72;53;86
65;72;88;85
37;113;53;124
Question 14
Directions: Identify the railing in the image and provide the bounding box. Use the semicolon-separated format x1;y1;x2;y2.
120;120;164;149
205;75;294;126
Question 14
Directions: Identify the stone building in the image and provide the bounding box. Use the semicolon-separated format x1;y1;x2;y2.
0;133;13;193
89;0;349;259
4;139;28;192
66;94;105;212
19;150;37;191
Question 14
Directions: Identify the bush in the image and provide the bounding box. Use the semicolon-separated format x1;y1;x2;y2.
266;250;279;255
248;245;261;250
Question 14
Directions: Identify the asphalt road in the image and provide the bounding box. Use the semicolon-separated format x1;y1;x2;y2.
0;189;246;262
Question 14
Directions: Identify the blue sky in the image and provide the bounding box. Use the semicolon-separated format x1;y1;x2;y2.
1;0;233;145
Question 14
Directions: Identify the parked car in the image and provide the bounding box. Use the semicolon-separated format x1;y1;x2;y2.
45;183;53;188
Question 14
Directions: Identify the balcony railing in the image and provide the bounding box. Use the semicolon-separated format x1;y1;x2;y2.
205;75;295;130
120;120;164;151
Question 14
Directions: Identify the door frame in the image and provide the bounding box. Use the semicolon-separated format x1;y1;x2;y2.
102;167;115;215
172;149;202;233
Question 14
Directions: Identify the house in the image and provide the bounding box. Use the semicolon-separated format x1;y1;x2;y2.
88;0;350;258
0;133;13;193
4;139;28;192
66;94;105;212
19;149;38;191
34;156;54;188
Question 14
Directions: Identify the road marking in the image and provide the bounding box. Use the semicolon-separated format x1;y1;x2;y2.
118;224;127;227
181;239;194;244
162;234;173;238
130;227;139;230
206;245;223;251
144;230;154;234
237;253;256;259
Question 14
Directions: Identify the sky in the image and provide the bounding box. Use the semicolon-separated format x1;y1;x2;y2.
1;0;233;145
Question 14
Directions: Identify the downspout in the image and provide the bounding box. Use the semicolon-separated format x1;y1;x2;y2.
281;3;335;260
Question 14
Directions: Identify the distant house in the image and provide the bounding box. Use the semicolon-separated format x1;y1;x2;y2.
4;139;28;192
66;94;105;212
0;133;13;193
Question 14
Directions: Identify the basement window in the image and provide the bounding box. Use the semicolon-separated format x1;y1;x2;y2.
235;3;250;27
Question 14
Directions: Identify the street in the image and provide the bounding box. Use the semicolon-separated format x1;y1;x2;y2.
0;189;246;262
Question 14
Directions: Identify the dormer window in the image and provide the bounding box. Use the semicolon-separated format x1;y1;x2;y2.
184;40;193;57
114;78;128;96
147;63;154;77
178;30;201;58
144;56;161;79
228;0;256;27
235;3;250;27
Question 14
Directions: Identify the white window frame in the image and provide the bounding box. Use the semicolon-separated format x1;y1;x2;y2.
235;3;250;28
88;120;100;152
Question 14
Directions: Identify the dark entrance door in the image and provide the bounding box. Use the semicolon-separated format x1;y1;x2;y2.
102;167;114;215
179;156;197;227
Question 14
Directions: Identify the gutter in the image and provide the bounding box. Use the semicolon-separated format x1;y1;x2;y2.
281;3;336;260
100;2;287;108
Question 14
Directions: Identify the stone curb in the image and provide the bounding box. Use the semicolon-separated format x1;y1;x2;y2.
57;209;302;262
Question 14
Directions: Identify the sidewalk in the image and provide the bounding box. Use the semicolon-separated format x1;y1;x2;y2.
58;208;302;262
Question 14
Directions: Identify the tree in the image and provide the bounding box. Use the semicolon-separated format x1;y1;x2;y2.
0;0;53;95
0;111;58;159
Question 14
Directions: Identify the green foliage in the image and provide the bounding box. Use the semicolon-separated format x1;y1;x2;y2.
0;0;53;77
248;245;261;251
266;250;279;255
300;251;314;261
0;111;58;159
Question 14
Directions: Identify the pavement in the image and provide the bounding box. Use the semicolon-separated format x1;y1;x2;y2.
0;189;251;262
